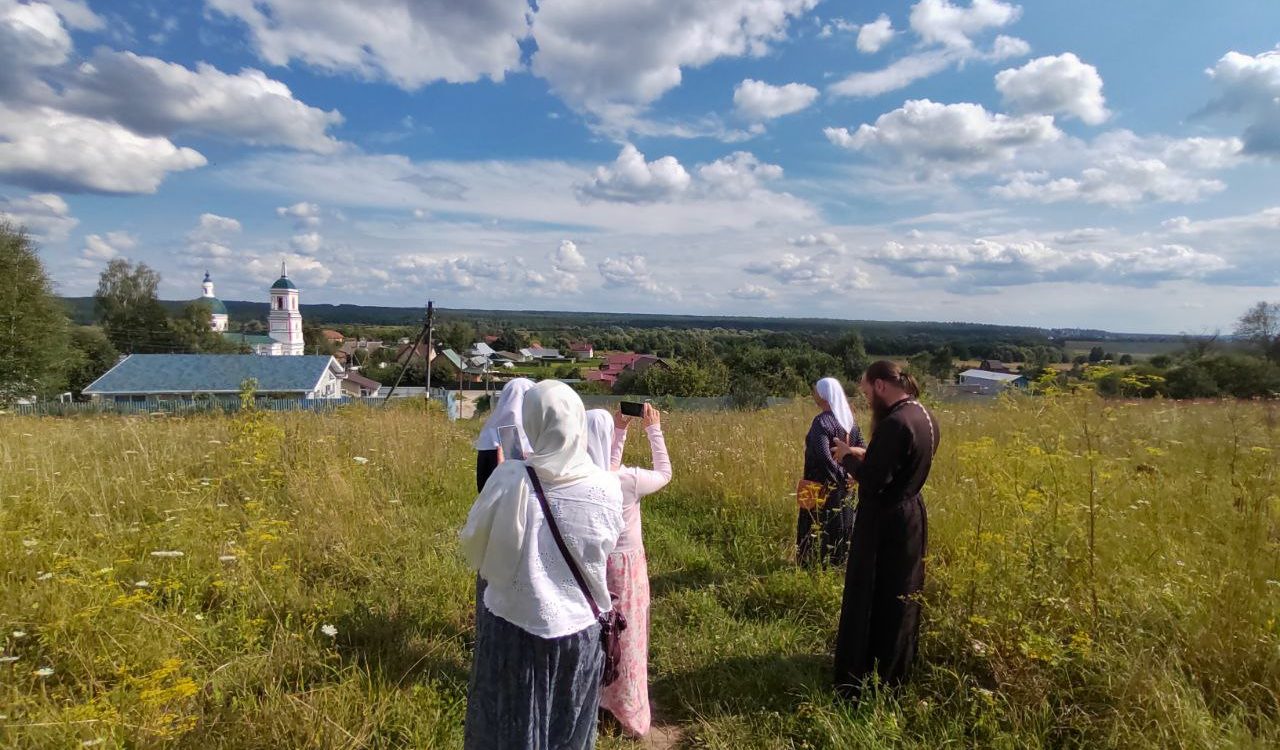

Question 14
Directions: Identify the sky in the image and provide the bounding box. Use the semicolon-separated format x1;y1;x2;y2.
1;0;1278;334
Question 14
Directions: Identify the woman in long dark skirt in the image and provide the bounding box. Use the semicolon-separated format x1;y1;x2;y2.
831;361;939;701
460;381;624;749
798;377;865;567
473;377;534;491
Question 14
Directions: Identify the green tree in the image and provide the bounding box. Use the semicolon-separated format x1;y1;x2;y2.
170;302;241;353
833;330;871;382
440;321;477;354
1088;346;1106;363
1234;301;1280;362
64;326;119;397
94;259;175;353
640;360;729;397
0;222;73;403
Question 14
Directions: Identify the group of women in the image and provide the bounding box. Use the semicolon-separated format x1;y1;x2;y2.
458;360;938;749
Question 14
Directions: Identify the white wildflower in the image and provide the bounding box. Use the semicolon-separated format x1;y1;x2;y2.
971;639;989;656
12;631;26;639
194;613;205;621
36;572;53;581
0;656;18;663
320;623;338;638
34;666;53;677
150;550;184;558
218;555;237;563
21;539;37;548
82;740;105;747
353;456;369;465
134;580;149;588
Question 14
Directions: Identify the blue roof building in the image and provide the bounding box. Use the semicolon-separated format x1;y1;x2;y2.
83;354;345;401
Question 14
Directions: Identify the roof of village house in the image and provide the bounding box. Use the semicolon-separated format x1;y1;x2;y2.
341;370;381;391
959;369;1025;383
84;355;340;395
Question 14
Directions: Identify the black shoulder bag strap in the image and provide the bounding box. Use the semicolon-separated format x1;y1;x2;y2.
524;464;625;685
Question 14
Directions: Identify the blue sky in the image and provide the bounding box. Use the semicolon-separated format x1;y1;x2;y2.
1;0;1278;333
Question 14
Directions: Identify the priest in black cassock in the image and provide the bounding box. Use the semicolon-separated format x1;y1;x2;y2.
830;360;940;701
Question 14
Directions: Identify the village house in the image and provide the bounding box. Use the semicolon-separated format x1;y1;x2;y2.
585;353;669;387
321;329;345;345
339;370;382;398
569;342;595;360
979;359;1013;374
84;354;346;402
959;368;1028;392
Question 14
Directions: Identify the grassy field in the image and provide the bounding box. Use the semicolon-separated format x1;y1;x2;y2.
1064;340;1189;360
2;396;1278;748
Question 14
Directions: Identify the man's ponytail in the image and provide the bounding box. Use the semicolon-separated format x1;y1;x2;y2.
865;360;920;398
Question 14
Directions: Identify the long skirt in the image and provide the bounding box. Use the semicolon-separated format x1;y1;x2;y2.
599;548;651;736
464;606;605;750
833;494;927;701
476;449;500;493
796;488;853;568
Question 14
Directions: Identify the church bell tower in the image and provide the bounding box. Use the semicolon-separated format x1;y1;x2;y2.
267;261;304;356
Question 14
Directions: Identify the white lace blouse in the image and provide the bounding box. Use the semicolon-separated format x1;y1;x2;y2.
468;463;624;639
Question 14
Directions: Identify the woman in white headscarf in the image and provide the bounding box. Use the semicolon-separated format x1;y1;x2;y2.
473;377;535;492
797;377;865;567
585;406;671;737
460;382;624;750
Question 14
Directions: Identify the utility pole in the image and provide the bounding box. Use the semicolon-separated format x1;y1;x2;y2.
382;300;434;405
424;300;435;395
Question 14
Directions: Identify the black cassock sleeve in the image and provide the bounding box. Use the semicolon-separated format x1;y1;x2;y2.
844;416;909;507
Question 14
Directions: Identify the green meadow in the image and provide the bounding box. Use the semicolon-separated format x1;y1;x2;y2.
2;395;1277;748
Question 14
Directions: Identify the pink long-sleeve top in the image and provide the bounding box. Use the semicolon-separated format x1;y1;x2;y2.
609;425;672;555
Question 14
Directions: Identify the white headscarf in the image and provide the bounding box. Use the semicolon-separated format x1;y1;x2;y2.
815;376;855;435
473;377;535;451
584;409;614;471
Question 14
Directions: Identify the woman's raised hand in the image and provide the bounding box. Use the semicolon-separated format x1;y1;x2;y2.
613;410;631;430
642;403;661;429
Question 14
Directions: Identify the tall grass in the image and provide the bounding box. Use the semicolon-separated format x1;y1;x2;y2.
1;395;1277;748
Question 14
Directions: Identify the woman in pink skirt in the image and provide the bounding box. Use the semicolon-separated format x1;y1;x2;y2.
583;404;672;737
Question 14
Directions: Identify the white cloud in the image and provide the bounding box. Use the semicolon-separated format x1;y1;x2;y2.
857;14;895;54
42;0;102;30
696;152;784;199
206;0;529;89
818;18;857;38
825;99;1060;169
995;53;1109;125
277;201;322;227
729;283;777;300
828;0;1027;98
598;253;679;298
909;0;1020;51
0;103;206;194
228;150;816;234
828;49;953;98
552;239;586;272
190;213;242;239
744;251;869;292
733;79;819;121
868;237;1228;288
65;51;344;153
1202;46;1280;155
577;144;692;203
0;192;77;241
80;231;137;266
788;232;845;251
290;231;323;255
184;213;241;261
992;131;1242;205
531;0;818;124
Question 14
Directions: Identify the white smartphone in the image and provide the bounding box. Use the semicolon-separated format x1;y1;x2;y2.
498;424;525;461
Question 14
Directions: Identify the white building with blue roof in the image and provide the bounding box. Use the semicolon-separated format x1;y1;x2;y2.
83;355;344;402
207;263;306;356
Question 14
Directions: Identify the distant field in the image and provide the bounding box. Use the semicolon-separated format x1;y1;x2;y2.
1066;339;1187;359
3;398;1277;748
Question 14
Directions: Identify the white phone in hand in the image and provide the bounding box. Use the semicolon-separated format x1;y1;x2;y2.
498;424;525;461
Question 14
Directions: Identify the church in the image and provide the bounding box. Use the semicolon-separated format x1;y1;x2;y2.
196;263;306;356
